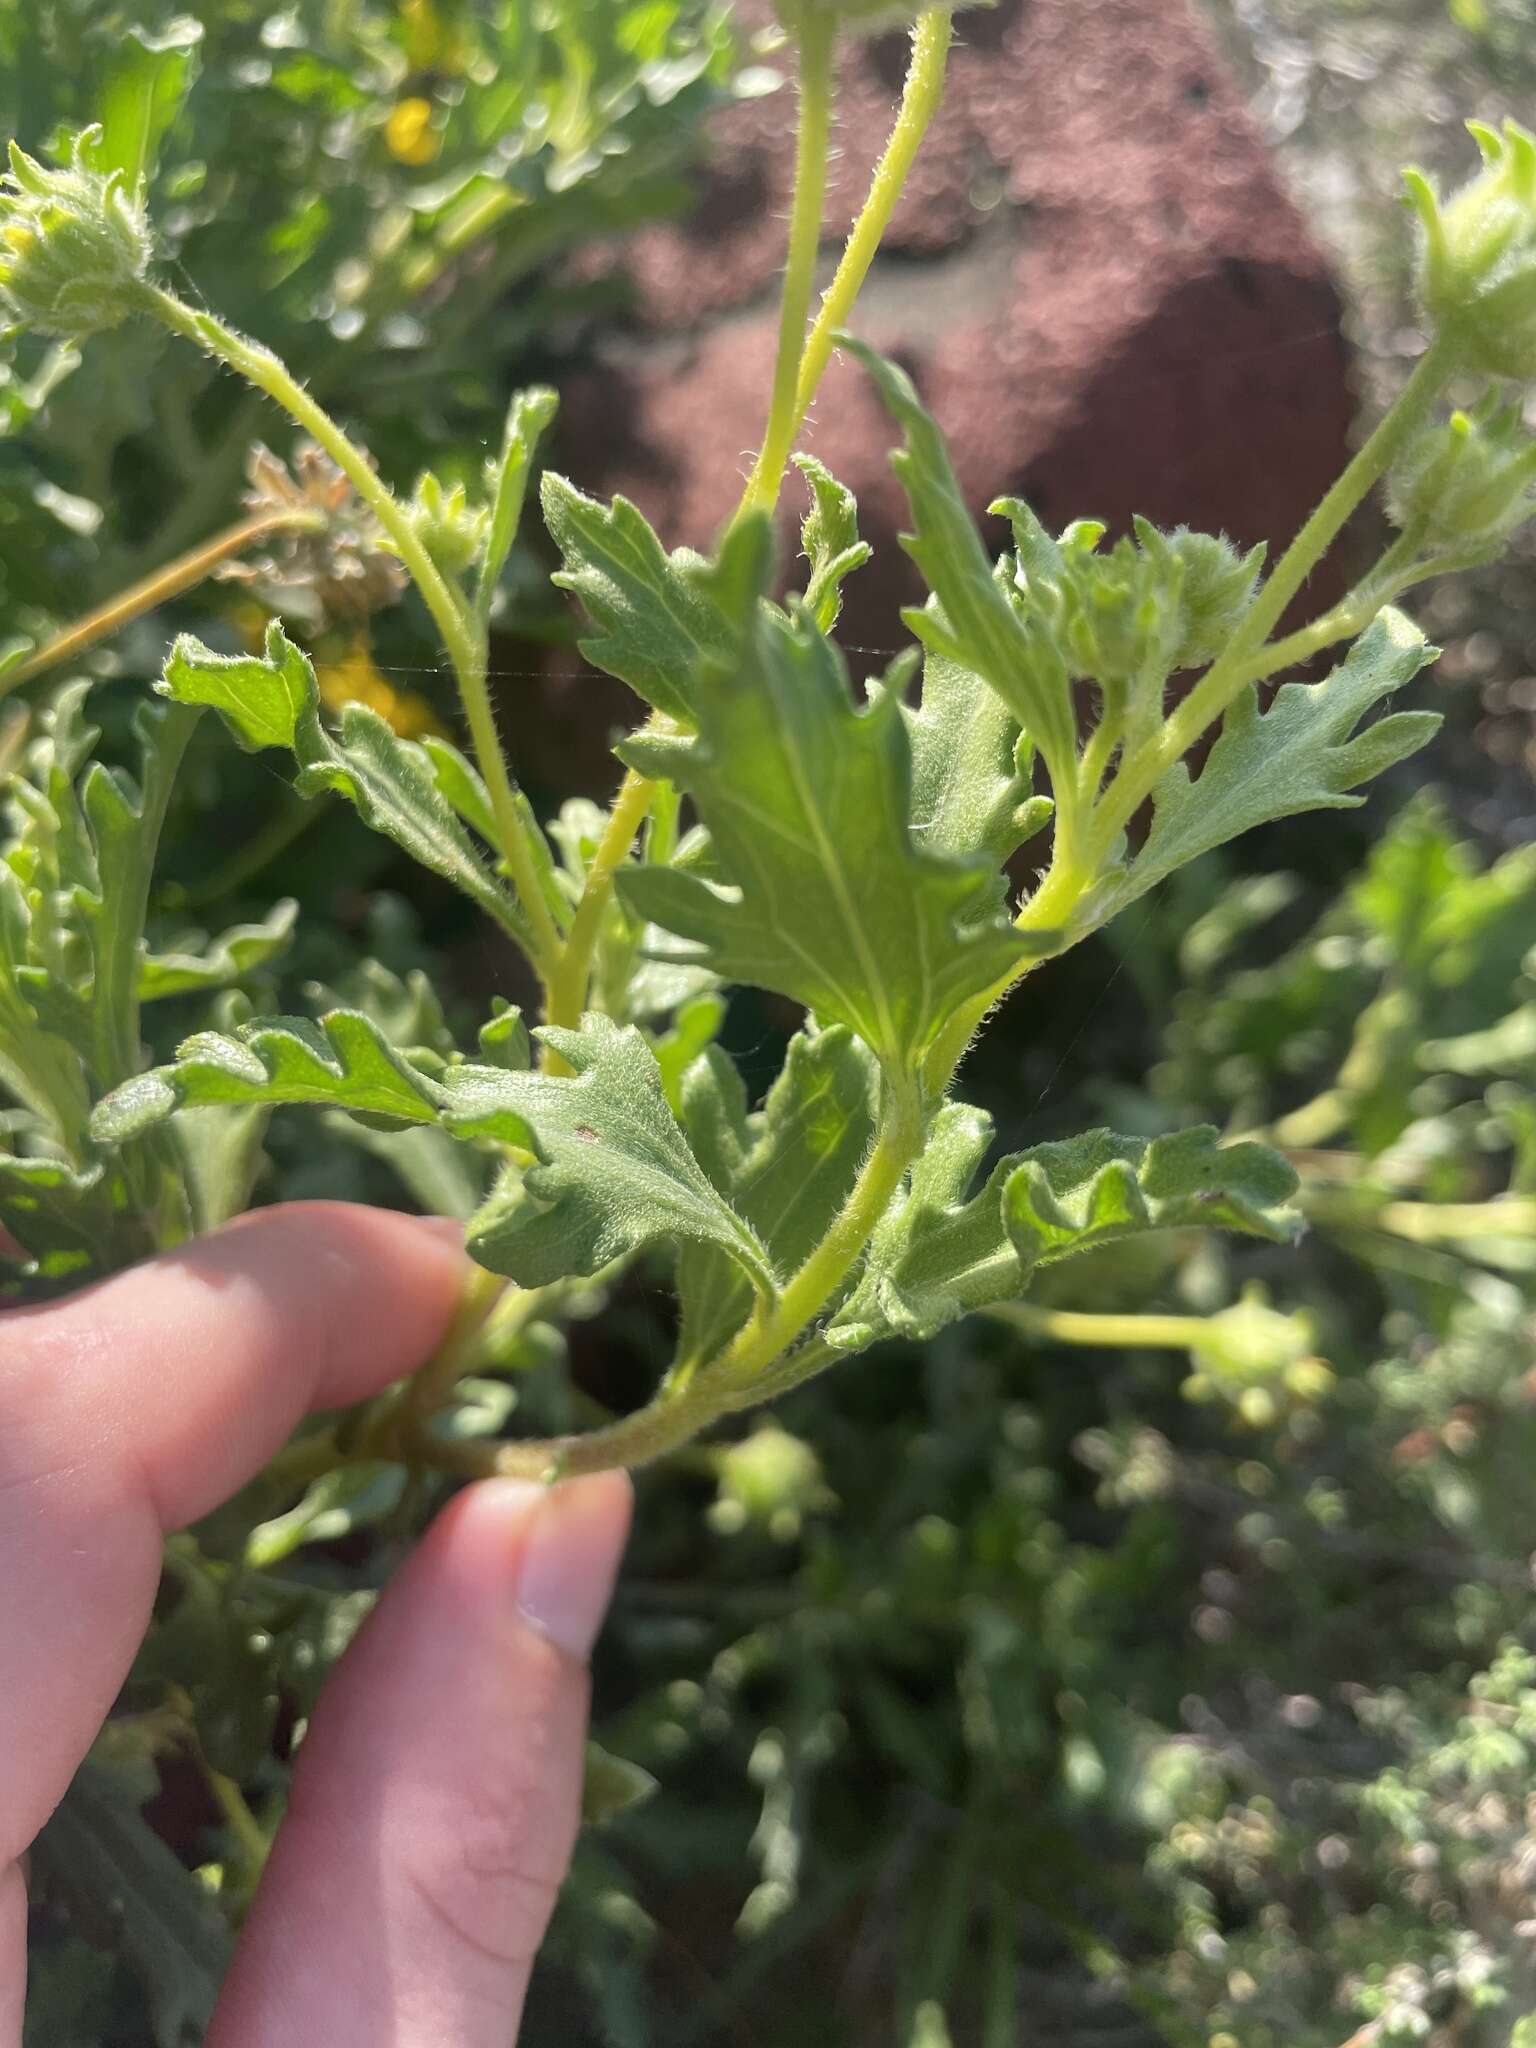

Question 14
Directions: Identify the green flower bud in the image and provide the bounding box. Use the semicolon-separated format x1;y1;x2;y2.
1406;119;1536;379
1385;395;1536;552
1188;1287;1319;1391
1136;522;1266;671
400;469;490;580
0;126;153;341
711;1422;830;1540
1041;521;1262;689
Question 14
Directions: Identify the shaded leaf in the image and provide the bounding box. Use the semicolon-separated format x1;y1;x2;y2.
675;1024;878;1368
139;899;297;1001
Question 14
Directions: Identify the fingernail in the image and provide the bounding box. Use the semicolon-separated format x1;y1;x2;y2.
512;1474;630;1662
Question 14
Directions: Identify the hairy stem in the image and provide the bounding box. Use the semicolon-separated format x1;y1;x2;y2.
0;507;324;699
1087;337;1456;863
543;763;660;1055
470;1078;927;1477
737;8;838;518
790;7;954;436
137;284;565;983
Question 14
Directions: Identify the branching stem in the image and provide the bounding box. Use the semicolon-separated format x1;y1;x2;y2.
136;283;565;984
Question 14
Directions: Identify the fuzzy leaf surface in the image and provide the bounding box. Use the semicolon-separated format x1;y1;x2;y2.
675;1024;878;1367
463;1017;778;1292
849;340;1079;782
90;1009;446;1142
618;521;1034;1069
1098;609;1440;922
794;454;871;634
159;623;533;947
831;1118;1300;1347
541;474;730;724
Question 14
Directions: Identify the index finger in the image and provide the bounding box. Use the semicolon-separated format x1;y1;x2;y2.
0;1202;468;1865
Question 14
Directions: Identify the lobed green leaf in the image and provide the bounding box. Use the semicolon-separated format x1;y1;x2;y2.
831;1117;1301;1348
617;518;1036;1070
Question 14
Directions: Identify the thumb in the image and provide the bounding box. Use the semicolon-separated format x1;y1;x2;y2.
207;1472;631;2048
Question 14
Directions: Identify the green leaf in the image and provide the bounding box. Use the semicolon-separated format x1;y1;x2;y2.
464;1015;777;1293
90;1009;445;1142
159;623;534;949
245;1462;406;1569
0;1149;114;1278
794;454;871;633
540;473;732;724
97;17;204;190
476;384;559;632
31;1760;231;2048
847;338;1079;783
675;1024;878;1368
583;1740;658;1825
830;1118;1301;1348
898;635;1052;880
139;899;297;1000
617;519;1034;1070
1098;609;1440;923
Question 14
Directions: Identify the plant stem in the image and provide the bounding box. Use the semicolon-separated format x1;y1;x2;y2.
1087;337;1456;863
790;7;953;437
137;283;565;983
393;1262;508;1453
468;1077;926;1477
539;14;954;1031
736;7;838;519
989;1301;1208;1350
543;763;659;1045
0;507;324;700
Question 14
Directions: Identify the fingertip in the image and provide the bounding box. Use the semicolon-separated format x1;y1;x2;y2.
438;1472;633;1663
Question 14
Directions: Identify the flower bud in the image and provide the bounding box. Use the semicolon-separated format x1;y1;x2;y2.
0;127;153;341
1407;119;1536;380
1137;523;1265;671
1385;396;1536;552
401;469;489;580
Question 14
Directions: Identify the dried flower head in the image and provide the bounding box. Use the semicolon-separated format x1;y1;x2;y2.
218;441;408;631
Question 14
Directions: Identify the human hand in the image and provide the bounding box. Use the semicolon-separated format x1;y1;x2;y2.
0;1202;632;2046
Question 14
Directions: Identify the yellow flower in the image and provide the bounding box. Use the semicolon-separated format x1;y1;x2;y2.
385;97;441;168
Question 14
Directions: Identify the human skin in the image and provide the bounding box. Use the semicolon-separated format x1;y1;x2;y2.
0;1202;632;2046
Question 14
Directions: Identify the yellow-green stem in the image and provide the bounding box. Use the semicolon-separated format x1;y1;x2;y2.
543;764;660;1057
1087;337;1457;865
790;7;953;437
990;1301;1209;1350
736;8;838;518
542;10;955;1034
137;284;565;983
0;507;323;699
476;1079;926;1477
